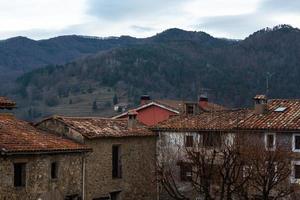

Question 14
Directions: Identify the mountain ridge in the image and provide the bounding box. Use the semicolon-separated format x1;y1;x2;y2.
2;24;300;121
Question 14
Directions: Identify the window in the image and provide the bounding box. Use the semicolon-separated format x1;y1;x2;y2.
110;191;121;200
274;107;287;112
64;194;80;200
185;135;194;147
14;163;26;187
295;165;300;179
203;132;221;147
92;197;109;200
180;163;192;182
186;105;194;115
291;161;300;183
51;162;58;179
112;145;122;178
293;134;300;152
265;133;276;150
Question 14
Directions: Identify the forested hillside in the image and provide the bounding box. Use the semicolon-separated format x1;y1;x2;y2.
0;34;142;91
4;25;300;120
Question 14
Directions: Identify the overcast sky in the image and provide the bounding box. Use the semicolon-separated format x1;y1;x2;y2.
0;0;299;40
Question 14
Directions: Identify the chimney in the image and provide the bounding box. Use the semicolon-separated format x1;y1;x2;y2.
253;95;268;114
128;110;138;128
140;95;151;105
198;94;208;109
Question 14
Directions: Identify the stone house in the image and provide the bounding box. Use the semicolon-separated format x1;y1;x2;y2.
36;113;157;200
153;95;300;199
0;114;91;200
152;108;251;199
236;95;300;186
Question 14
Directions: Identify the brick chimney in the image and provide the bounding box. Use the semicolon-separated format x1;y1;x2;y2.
140;95;151;105
128;110;138;128
198;94;208;109
253;95;268;114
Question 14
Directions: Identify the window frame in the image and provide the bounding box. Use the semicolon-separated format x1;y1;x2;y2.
112;145;122;179
179;162;192;182
264;132;276;151
50;161;59;180
291;161;300;183
13;162;26;188
292;134;300;152
185;135;194;147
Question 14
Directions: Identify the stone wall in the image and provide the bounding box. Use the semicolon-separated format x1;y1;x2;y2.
84;137;157;200
37;120;158;200
0;153;84;200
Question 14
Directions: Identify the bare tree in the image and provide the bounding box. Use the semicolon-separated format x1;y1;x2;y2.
243;140;294;200
156;133;296;200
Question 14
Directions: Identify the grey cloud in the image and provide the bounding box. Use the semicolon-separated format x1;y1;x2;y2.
259;0;300;14
196;14;275;39
194;0;300;39
87;0;189;21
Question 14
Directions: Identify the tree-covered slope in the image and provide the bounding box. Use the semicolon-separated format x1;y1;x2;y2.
7;25;300;120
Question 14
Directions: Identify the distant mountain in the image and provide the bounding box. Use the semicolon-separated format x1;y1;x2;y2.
0;35;142;88
5;25;300;120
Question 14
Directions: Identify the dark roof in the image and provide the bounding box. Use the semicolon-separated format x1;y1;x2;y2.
40;116;155;139
153;109;252;132
0;97;16;109
0;114;90;155
237;99;300;131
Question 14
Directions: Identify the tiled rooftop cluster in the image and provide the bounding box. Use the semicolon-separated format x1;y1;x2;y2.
154;99;300;132
39;116;155;138
0;114;90;155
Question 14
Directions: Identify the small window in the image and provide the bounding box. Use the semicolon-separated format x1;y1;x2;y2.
185;135;194;147
64;194;80;200
51;162;58;179
265;133;276;150
293;134;300;152
14;163;26;187
186;105;194;115
295;165;300;179
180;163;192;182
110;191;121;200
274;107;287;112
112;145;122;178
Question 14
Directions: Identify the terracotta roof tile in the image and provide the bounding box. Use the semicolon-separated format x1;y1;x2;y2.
0;114;90;155
153;109;252;132
0;97;16;109
44;116;155;139
154;99;227;112
238;99;300;131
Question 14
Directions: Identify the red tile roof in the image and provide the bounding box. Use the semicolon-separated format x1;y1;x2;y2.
0;114;90;155
41;116;155;139
0;97;16;109
153;109;252;132
237;99;300;131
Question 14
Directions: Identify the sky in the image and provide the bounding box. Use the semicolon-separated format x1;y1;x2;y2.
0;0;300;40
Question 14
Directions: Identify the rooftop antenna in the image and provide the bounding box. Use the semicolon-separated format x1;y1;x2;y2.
266;72;275;97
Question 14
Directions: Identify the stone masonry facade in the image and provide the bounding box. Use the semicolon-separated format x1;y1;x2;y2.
0;153;84;200
37;117;158;200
